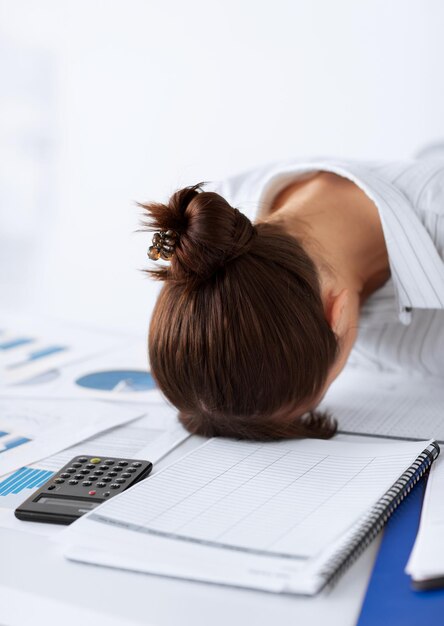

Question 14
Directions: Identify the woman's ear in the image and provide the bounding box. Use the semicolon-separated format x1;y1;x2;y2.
324;288;350;337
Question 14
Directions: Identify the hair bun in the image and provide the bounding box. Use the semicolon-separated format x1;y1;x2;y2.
140;181;256;284
226;207;256;261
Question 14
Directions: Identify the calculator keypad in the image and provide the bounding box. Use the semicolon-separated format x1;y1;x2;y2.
43;456;152;500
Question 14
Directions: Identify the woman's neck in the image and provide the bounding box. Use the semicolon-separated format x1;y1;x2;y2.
260;172;391;304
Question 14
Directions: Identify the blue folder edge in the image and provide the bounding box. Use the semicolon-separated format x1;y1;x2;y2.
357;477;444;626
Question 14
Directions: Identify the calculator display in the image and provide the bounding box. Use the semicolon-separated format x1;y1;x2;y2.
36;496;99;511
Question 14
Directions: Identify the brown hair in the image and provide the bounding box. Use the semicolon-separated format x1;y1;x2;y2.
140;181;339;441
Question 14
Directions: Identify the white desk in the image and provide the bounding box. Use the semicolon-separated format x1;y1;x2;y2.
0;436;379;626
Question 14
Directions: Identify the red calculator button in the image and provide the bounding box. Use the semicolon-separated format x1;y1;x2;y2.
88;490;96;496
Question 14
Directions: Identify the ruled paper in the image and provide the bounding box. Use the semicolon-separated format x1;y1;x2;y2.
89;437;429;560
319;368;444;441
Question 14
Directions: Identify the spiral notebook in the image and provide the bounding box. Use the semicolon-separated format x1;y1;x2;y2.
59;437;440;595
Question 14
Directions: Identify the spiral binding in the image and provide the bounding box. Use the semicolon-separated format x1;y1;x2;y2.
318;441;440;592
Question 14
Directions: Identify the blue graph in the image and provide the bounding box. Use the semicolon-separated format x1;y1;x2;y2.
0;337;34;350
0;432;31;453
0;467;54;496
7;345;67;370
76;370;156;392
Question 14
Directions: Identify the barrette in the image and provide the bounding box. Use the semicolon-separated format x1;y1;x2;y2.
147;229;179;261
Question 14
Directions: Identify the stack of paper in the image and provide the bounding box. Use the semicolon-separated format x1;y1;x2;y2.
57;436;434;596
0;314;190;535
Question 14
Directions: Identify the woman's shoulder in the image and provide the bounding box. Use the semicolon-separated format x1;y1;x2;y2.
205;153;444;223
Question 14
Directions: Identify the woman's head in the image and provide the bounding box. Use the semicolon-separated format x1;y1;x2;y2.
141;182;340;441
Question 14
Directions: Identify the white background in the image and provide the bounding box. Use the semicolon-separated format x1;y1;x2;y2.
1;0;444;334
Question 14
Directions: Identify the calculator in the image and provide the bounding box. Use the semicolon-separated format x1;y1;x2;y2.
14;455;153;525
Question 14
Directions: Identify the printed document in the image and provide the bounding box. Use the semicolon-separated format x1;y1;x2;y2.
0;344;162;405
319;367;444;441
0;313;126;385
0;397;145;477
0;401;189;535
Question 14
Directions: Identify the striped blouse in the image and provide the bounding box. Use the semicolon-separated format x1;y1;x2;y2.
206;149;444;378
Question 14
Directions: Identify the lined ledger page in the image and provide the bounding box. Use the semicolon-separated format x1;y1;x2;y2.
85;437;429;561
319;368;444;441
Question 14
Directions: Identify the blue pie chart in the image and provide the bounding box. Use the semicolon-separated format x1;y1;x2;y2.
75;370;156;392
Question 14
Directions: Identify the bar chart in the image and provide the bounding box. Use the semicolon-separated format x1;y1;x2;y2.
0;467;54;497
0;431;31;453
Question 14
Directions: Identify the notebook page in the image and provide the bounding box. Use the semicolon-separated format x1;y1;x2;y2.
77;438;429;563
319;368;444;441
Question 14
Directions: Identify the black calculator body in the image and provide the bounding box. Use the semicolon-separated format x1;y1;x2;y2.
14;455;153;525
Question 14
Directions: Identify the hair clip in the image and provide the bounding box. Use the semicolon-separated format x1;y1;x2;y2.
147;229;179;261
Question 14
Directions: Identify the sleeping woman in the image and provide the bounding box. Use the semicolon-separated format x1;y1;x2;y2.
140;147;444;440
